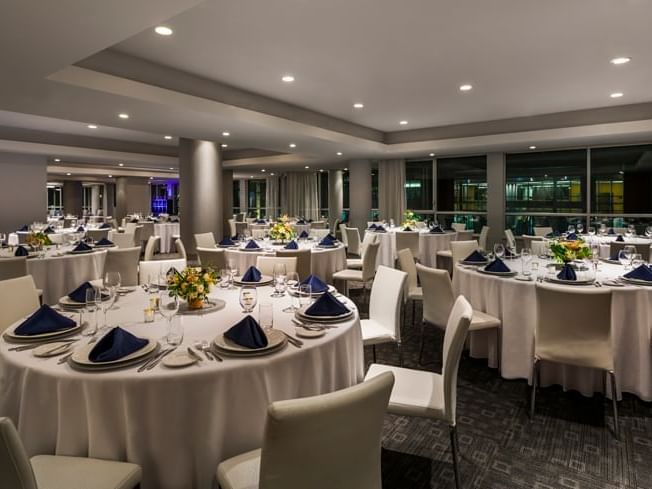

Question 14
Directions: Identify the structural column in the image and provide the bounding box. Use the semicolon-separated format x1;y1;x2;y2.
328;169;343;228
62;181;83;217
348;160;372;232
486;152;506;248
222;169;234;237
238;179;247;217
179;138;224;255
90;185;101;215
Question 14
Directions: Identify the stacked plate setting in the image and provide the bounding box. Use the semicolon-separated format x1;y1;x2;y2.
58;293;110;310
68;338;159;371
3;321;82;344
233;275;274;286
294;304;354;324
213;329;287;357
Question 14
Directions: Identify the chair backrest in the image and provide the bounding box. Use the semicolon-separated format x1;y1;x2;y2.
311;221;327;229
86;228;109;242
310;228;331;240
144;236;161;261
451;223;466;232
0;417;39;489
533;226;553;237
339;223;349;247
109;232;135;248
175;238;187;259
535;284;613;370
441;296;473;425
478;226;489;251
0;257;27;281
362;242;380;281
139;222;155;244
196;248;226;271
124;222;138;235
194;232;216;249
345;228;361;256
360;232;379;257
0;276;40;332
394;231;420;260
396;248;417;294
450;240;479;267
258;372;394;489
104;247;140;286
235;222;248;237
256;256;297;276
139;258;187;285
276;249;311;280
504;229;516;250
417;263;455;329
609;241;651;262
228;219;237;237
369;266;407;342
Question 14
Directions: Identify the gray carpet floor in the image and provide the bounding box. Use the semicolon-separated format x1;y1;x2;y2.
350;292;652;489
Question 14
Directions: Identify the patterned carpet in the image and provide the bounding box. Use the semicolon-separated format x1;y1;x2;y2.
350;292;652;489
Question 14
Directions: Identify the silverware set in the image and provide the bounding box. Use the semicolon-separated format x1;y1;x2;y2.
137;347;176;372
280;331;304;348
8;338;78;352
291;318;336;331
193;340;223;361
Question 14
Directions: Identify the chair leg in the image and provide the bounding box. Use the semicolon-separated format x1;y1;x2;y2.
397;341;403;367
609;370;620;440
529;358;540;418
412;300;416;325
496;327;502;373
418;321;426;365
449;425;461;489
372;344;377;363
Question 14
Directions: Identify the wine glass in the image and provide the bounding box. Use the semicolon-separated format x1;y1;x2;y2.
599;223;607;236
228;260;239;289
259;302;274;331
631;253;644;270
82;287;98;336
283;272;300;312
623;245;636;267
159;293;181;345
625;225;634;239
618;249;630;269
646;226;652;238
298;284;312;309
588;226;596;236
271;263;287;298
239;286;257;313
576;223;584;234
219;268;231;288
520;248;531;277
493;243;505;259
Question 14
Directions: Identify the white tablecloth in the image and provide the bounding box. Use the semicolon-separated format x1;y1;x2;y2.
455;258;652;401
0;286;363;489
154;223;181;253
365;230;457;268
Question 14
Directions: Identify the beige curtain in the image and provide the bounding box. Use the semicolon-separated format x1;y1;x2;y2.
282;172;320;219
378;159;406;223
265;176;280;219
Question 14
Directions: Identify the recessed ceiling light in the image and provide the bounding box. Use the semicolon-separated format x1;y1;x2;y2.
319;169;324;172
270;172;275;176
222;131;230;137
118;163;124;167
289;143;297;148
66;172;71;176
353;103;364;109
87;124;98;129
529;145;537;150
399;120;408;125
149;177;154;180
169;167;174;170
164;135;173;140
53;158;61;162
610;57;631;65
250;175;254;178
610;92;624;98
108;175;112;178
336;152;343;156
261;169;266;172
281;75;295;83
154;26;173;36
429;153;435;157
459;84;473;92
221;143;228;148
118;113;129;119
304;165;310;169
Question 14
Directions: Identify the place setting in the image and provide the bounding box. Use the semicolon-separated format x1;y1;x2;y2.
233;265;274;286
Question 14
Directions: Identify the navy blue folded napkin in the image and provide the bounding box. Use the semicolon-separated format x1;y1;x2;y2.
130;218;139;223
99;223;111;229
368;223;378;230
299;230;309;238
307;219;313;223
244;239;260;249
255;219;266;224
43;226;55;234
403;226;413;232
624;264;652;282
95;238;114;247
319;234;336;246
484;258;510;273
14;245;29;257
610;251;621;261
88;327;148;362
284;240;299;250
304;291;350;317
616;235;624;242
566;232;578;241
374;225;386;232
464;250;486;263
300;274;328;293
14;304;76;336
608;228;615;235
68;281;94;303
504;248;517;258
296;219;306;225
430;225;444;234
557;264;577;281
224;315;268;349
72;241;92;253
241;266;262;282
76;225;85;233
18;225;28;232
219;236;236;246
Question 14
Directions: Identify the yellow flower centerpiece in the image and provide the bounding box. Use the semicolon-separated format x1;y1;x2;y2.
26;232;52;249
269;215;296;243
402;209;418;229
166;267;217;309
549;238;592;264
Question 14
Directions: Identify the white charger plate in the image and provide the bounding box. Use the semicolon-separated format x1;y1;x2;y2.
33;341;74;357
295;327;326;339
620;276;652;286
162;351;198;368
545;277;595;286
4;322;81;343
477;269;518;277
70;338;158;367
213;328;285;355
234;275;274;286
296;306;353;323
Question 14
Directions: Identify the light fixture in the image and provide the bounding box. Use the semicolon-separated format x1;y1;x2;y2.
250;175;254;178
108;175;113;178
289;143;297;148
149;177;154;180
164;135;173;140
222;131;230;137
66;172;71;176
529;145;537;150
610;92;624;98
221;143;228;148
399;120;408;125
304;165;310;169
53;158;61;162
429;153;435;157
270;172;275;176
261;169;266;172
319;169;324;172
118;113;129;119
336;152;343;156
87;124;98;129
344;167;348;171
118;163;124;167
281;75;295;83
154;26;173;36
610;57;631;65
459;84;473;92
169;167;174;170
353;103;364;109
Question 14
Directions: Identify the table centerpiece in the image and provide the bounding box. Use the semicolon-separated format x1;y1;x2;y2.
25;232;52;250
166;267;218;309
270;215;296;244
549;238;591;264
402;209;419;229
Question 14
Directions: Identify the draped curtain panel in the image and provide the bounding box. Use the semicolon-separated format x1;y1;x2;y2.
284;172;320;219
378;159;406;223
265;176;280;218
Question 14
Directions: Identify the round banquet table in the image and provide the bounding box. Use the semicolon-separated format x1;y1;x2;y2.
224;242;346;283
365;229;457;268
0;246;107;305
0;285;364;489
154;222;181;253
455;258;652;401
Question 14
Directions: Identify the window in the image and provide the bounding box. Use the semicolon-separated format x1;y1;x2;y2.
47;184;63;216
405;160;433;214
150;182;179;215
233;180;240;214
437;156;487;212
318;171;329;219
371;167;379;211
247;179;266;218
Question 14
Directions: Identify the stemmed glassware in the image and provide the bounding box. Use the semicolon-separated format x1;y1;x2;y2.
99;272;121;330
646;226;652;238
283;272;300;313
626;225;634;239
576;223;584;234
271;263;287;298
82;287;98;336
239;286;257;313
588;226;596;236
159;293;181;345
520;248;531;277
493;243;505;260
228;260;238;289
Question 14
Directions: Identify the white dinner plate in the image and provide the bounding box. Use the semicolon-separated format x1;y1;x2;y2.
545;277;595;286
4;322;81;343
287;284;336;297
476;269;518;277
67;249;95;255
239;246;263;252
178;298;226;315
295;327;326;339
58;293;111;309
296;306;353;322
234;275;274;286
619;276;652;286
162;351;198;368
32;341;74;357
213;328;286;355
70;338;158;367
460;260;489;266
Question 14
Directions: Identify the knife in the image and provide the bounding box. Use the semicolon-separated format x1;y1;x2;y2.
187;347;203;362
145;347;176;370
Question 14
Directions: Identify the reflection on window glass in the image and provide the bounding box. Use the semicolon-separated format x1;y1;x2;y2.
591;145;652;214
406;160;433;210
371;168;379;210
437;213;487;233
247;179;266;218
437;156;487;212
506;150;586;214
233;180;240;212
318;172;329;218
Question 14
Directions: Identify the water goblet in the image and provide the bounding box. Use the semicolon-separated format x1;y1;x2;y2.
259;302;274;331
631;254;644;270
567;224;576;234
646;226;652;238
82;287;99;336
282;272;300;312
618;249;630;269
588;226;596;236
271;263;287;298
493;243;505;259
239;286;257;313
159;293;181;345
576;223;584;234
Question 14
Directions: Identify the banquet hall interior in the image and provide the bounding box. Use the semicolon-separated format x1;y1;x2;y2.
2;1;652;488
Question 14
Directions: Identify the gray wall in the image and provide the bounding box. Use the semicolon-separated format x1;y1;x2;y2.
115;177;150;222
62;181;82;217
0;152;47;233
348;159;372;231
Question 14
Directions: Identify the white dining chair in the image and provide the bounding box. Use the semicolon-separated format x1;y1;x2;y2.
276;249;311;280
175;238;187;260
256;256;297;276
104;247;141;286
139;258;187;285
310;228;331;240
450;240;480;280
196;248;226;271
194;232;216;249
504;229;517;251
416;263;501;368
86;228;109;242
345;227;361;257
360;231;379;257
139;221;155;246
143;235;161;261
108;231;135;249
395;231;420;262
0;417;142;489
362;266;407;365
333;242;380;304
531;284;619;438
339;223;349;247
365;295;473;489
451;223;466;232
478;225;490;251
522;234;543;253
216;372;394;489
0;256;27;281
124;222;139;235
397;248;423;325
0;275;40;332
228;218;237;238
533;226;553;237
609;241;651;262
